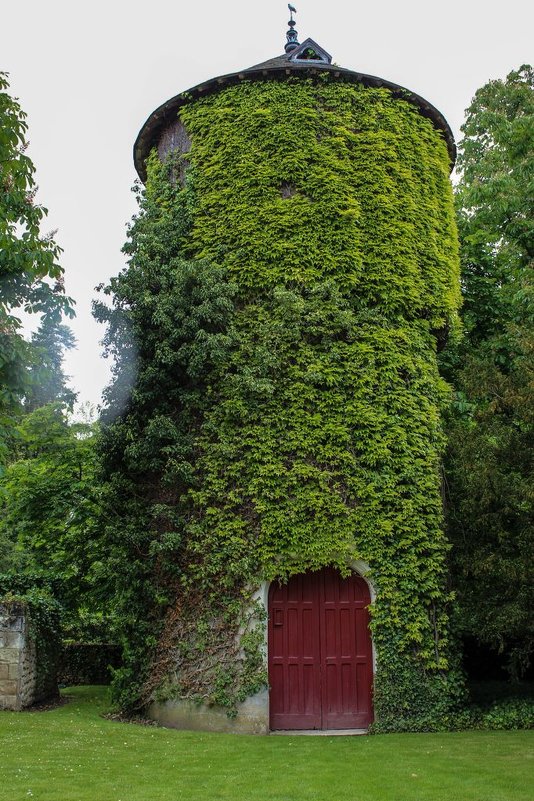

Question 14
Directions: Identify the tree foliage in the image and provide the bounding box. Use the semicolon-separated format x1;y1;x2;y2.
25;318;77;411
94;181;240;708
445;65;534;677
0;71;73;457
0;403;103;636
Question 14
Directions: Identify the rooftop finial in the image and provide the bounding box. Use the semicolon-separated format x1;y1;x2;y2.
285;4;299;53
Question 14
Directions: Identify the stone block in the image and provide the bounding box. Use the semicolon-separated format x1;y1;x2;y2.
0;606;24;631
0;648;20;665
0;664;8;680
1;631;24;648
8;663;19;680
0;679;18;695
0;695;18;710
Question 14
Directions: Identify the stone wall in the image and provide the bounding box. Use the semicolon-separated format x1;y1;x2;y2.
148;689;270;735
0;601;57;710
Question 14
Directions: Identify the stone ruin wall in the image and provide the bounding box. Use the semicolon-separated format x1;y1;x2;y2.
0;601;54;711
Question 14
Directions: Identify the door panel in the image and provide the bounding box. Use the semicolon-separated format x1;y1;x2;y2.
268;568;373;730
268;573;322;730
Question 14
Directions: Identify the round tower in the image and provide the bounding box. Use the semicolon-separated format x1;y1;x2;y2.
124;15;461;733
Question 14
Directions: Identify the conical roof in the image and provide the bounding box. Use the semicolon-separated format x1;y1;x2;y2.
134;44;455;181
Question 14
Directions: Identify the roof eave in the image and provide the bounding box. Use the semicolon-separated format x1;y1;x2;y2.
133;64;456;181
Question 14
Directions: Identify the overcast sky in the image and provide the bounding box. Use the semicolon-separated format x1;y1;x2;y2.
3;0;533;409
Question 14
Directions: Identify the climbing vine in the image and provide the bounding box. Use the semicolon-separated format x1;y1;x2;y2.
97;75;462;728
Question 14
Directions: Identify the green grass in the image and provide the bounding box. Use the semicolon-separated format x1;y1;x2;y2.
0;687;532;801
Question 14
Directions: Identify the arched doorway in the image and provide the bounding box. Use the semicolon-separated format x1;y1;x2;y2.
268;567;373;730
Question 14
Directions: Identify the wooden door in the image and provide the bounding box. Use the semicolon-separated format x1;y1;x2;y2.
268;567;373;730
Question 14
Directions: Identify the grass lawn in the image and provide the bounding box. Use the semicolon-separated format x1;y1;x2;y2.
0;687;532;801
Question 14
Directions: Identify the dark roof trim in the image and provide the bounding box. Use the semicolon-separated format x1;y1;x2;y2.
134;60;456;181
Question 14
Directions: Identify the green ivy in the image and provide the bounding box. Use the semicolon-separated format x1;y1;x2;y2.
98;75;462;727
179;78;459;329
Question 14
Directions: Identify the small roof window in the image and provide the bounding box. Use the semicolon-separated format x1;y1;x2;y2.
289;38;332;65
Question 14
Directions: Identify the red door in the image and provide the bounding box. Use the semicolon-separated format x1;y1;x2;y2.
268;568;373;730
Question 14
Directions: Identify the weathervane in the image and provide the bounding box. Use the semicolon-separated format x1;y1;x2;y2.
285;4;300;53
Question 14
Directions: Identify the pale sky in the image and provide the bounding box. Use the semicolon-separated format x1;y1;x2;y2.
2;0;533;409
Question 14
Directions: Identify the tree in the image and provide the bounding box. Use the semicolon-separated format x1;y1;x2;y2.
93;162;239;709
0;402;105;636
0;71;73;457
445;65;534;678
25;317;77;411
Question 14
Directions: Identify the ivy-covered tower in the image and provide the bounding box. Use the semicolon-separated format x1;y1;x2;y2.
109;14;461;733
